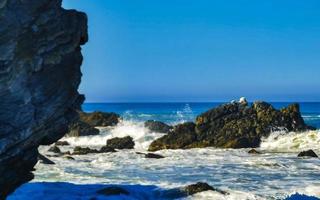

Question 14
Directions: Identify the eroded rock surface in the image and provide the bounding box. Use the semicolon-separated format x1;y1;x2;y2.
0;0;87;197
149;102;314;151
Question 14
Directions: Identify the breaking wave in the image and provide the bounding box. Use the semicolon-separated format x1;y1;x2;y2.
260;130;320;153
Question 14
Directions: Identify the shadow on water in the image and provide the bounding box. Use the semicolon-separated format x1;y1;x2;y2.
8;182;190;200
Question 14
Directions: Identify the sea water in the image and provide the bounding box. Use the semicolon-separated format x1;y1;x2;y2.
8;102;320;200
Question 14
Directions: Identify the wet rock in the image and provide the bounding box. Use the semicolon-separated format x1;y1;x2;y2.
248;149;261;154
38;154;55;165
144;120;172;133
298;150;318;158
106;136;135;149
67;121;100;137
48;146;61;154
148;122;197;151
55;141;70;146
63;156;75;160
149;101;313;151
0;0;87;196
80;111;120;127
97;186;129;196
72;147;99;155
183;182;228;196
99;146;117;153
145;153;165;159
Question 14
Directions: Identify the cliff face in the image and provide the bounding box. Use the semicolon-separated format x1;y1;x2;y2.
0;0;88;197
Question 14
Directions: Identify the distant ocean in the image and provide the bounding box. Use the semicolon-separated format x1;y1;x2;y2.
8;102;320;200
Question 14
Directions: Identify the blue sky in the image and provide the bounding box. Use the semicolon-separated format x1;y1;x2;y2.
63;0;320;102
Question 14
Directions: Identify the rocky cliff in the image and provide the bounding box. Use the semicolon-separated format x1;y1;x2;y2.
0;0;87;197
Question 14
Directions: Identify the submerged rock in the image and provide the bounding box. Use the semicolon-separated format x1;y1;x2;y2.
97;186;129;196
38;154;55;165
145;153;165;159
248;149;261;154
0;0;87;197
48;146;61;154
55;141;70;146
67;121;100;137
149;101;313;151
72;147;100;155
298;150;318;158
144;120;172;133
99;146;117;153
183;182;227;196
106;136;135;149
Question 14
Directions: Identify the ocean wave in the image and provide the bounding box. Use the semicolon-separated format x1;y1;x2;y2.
260;130;320;153
63;120;165;150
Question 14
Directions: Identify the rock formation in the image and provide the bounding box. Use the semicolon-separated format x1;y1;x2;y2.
0;0;87;197
144;120;172;133
149;101;314;151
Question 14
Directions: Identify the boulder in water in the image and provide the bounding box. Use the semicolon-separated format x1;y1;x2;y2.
55;141;70;146
148;122;197;151
48;146;61;154
182;182;228;195
97;186;129;196
149;101;314;151
72;147;100;155
67;121;100;137
298;150;318;158
106;136;135;149
145;153;165;159
248;149;261;154
79;111;120;127
99;146;117;153
38;154;55;165
144;120;172;133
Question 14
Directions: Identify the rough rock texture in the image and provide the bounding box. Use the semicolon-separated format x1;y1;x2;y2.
67;121;100;137
149;102;314;151
66;111;120;137
0;0;87;197
298;150;318;158
80;111;120;127
106;136;135;149
144;120;172;133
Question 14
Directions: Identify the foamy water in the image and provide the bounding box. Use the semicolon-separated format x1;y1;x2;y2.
8;103;320;200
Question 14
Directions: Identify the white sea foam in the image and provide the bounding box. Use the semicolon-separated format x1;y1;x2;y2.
63;120;165;150
260;130;320;153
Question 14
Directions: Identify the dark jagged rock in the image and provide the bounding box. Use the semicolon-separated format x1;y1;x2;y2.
145;153;165;159
67;121;100;137
106;136;135;149
38;154;55;165
0;0;87;197
144;120;172;133
148;122;197;151
248;149;261;154
48;146;61;154
99;146;117;153
66;111;120;137
63;156;75;160
182;182;228;196
55;141;70;146
97;186;129;196
80;111;120;127
72;147;100;155
298;150;318;158
149;101;313;151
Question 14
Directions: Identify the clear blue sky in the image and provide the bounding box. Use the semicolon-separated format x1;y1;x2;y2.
63;0;320;102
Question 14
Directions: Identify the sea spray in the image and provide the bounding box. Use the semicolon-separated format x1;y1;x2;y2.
260;130;320;153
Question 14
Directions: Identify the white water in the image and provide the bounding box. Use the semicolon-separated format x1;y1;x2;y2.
10;121;320;200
